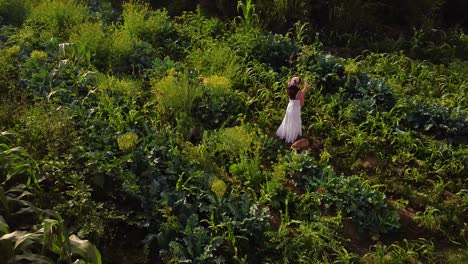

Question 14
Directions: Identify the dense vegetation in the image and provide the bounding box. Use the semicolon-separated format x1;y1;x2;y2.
0;0;466;263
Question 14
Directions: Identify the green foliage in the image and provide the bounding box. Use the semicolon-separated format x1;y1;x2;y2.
95;0;180;73
152;71;201;118
0;45;20;97
227;29;298;72
0;131;38;186
187;43;243;84
0;132;101;264
404;27;468;63
285;152;400;234
251;32;299;70
201;126;254;164
298;53;345;93
406;102;468;139
18;0;89;49
192;75;246;131
101;26;142;73
14;103;79;159
363;238;436;263
264;214;349;263
211;178;227;200
236;0;259;29
322;175;400;234
122;1;174;47
151;70;204;139
0;0;31;26
229;159;263;188
117;132;139;151
97;75;141;99
174;12;224;47
69;21;106;64
343;73;395;110
0;2;466;262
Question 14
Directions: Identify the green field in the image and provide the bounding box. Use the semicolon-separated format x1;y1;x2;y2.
0;0;467;263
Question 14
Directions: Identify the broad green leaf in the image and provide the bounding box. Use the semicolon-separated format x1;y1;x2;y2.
69;234;102;264
0;231;28;242
42;219;57;255
15;252;55;264
7;231;42;251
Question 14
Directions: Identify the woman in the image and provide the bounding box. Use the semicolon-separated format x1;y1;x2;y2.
276;76;309;143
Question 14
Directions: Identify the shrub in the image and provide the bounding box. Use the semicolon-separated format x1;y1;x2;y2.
187;44;243;84
200;126;254;164
343;73;395;111
227;29;299;71
406;102;468;139
344;97;377;122
98;75;141;99
264;215;347;263
18;0;89;49
0;0;31;26
117;132;139;151
152;70;202;121
174;12;224;46
211;177;227;200
285;152;400;234
192;75;246;131
202;75;232;94
101;27;141;73
298;53;345;93
252;32;299;70
14;103;79;159
69;21;105;64
122;1;174;47
229;158;263;188
0;133;101;264
0;45;21;97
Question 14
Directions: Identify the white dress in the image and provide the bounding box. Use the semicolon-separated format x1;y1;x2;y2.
276;96;302;143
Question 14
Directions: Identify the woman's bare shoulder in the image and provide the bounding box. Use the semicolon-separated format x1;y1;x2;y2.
296;90;305;99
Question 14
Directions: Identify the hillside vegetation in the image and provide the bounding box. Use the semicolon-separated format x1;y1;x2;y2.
0;0;467;263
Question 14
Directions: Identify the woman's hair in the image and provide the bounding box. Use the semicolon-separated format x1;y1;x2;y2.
287;77;301;99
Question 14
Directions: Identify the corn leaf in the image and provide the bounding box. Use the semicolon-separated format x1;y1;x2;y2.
70;234;102;264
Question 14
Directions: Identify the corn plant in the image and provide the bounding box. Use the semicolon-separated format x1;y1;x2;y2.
0;131;101;263
0;131;38;186
236;0;259;29
363;238;435;263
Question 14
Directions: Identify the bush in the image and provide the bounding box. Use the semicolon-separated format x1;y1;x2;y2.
363;239;435;263
200;126;254;164
343;73;395;110
187;44;243;85
406;102;468;139
285;152;400;234
298;53;345;93
69;21;105;64
18;0;89;49
0;0;31;26
0;45;21;97
229;158;263;188
122;1;174;47
0;132;101;264
264;215;347;263
174;12;224;46
192;75;246;130
98;75;141;99
152;70;202;122
14;103;79;159
252;32;299;70
100;27;141;73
